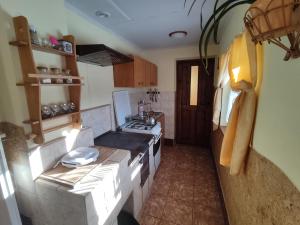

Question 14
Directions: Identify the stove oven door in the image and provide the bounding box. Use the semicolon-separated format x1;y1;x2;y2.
139;150;149;187
153;134;161;172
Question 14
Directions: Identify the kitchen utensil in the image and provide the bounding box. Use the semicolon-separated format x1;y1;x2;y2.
146;116;156;126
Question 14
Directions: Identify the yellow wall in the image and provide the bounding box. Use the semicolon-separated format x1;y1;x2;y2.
219;5;300;190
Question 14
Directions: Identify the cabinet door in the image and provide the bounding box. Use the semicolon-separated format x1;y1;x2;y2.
134;56;146;87
145;61;151;87
150;63;158;86
113;62;134;87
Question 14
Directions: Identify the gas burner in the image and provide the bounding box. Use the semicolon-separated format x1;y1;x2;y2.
125;121;154;130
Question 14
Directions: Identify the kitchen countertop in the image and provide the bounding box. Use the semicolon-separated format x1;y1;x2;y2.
94;131;154;161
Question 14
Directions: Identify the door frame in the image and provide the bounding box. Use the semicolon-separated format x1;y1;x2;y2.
175;58;216;146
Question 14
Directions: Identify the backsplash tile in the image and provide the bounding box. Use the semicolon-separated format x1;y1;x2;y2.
81;105;112;138
145;91;175;139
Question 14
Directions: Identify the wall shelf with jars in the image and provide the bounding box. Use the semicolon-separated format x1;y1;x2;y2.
9;16;82;144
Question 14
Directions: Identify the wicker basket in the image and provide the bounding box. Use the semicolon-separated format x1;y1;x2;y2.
244;0;300;60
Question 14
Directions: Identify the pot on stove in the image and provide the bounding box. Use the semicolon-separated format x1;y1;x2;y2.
146;116;156;126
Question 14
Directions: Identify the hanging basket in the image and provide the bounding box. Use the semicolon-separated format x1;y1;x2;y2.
244;0;300;60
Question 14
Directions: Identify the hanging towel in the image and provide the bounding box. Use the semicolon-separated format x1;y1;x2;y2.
220;30;264;175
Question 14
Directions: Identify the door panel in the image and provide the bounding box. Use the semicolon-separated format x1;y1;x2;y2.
134;56;146;87
176;59;215;147
145;62;151;86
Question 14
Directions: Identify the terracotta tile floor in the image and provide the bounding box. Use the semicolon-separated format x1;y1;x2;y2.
140;145;227;225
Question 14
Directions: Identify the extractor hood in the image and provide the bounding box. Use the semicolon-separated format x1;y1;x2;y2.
76;44;133;67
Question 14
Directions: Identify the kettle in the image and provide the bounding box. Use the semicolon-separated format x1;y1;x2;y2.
146;116;156;126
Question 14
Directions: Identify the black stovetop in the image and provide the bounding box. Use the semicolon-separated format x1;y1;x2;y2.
94;131;153;161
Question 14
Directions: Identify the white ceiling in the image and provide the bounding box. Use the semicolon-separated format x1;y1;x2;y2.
65;0;217;49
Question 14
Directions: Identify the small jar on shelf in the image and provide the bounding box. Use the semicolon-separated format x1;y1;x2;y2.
36;66;51;84
50;67;63;84
62;69;73;84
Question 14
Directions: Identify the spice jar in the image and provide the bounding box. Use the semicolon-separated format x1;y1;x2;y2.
50;67;63;84
36;66;51;84
62;69;72;84
29;25;40;45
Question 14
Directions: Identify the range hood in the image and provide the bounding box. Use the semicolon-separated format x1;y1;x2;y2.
76;44;133;67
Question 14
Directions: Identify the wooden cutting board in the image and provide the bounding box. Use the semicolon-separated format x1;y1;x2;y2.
39;146;115;187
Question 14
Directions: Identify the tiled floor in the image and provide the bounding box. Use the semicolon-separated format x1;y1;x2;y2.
140;145;227;225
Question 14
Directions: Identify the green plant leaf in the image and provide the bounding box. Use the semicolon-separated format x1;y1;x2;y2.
200;0;254;73
199;0;241;61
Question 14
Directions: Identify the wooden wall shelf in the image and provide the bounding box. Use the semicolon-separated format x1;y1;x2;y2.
10;41;74;56
28;73;83;80
16;82;83;87
10;16;82;144
23;120;40;125
31;44;74;56
9;40;28;46
42;112;80;122
43;122;74;133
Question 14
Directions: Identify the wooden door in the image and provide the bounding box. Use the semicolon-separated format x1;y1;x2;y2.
176;59;215;147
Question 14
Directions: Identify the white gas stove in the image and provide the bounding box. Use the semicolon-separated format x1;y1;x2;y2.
113;91;162;173
122;120;161;138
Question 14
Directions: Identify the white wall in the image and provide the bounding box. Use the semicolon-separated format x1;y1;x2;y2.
218;5;300;190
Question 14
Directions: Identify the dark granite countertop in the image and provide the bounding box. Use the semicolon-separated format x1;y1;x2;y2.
94;131;154;161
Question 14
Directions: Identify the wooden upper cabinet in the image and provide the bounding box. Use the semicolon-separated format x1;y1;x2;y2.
113;55;157;87
133;56;146;87
113;62;134;87
150;63;158;86
145;61;151;86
